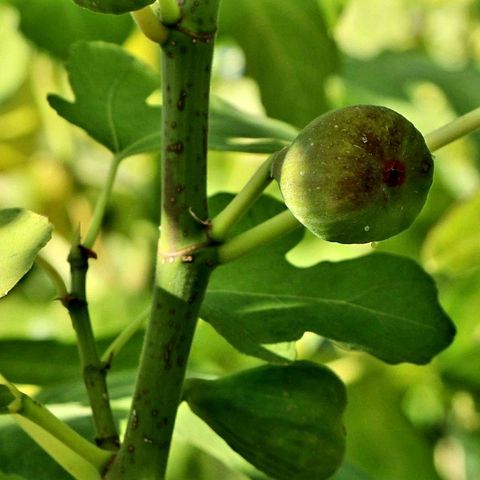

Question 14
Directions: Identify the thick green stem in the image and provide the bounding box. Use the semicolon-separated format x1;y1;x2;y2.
425;105;480;152
106;2;219;478
209;148;286;241
66;242;119;450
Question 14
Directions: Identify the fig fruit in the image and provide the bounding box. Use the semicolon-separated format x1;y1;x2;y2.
272;105;433;243
184;361;347;480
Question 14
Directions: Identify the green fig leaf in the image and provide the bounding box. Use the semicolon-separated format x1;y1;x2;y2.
184;362;347;480
73;0;154;14
208;96;297;153
48;41;297;158
218;0;338;128
7;0;133;60
202;194;455;365
48;41;161;160
0;209;53;299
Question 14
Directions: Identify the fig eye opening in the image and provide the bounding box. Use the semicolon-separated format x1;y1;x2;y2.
383;160;406;187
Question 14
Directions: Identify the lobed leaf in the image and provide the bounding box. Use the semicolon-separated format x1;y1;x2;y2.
48;41;161;159
48;41;298;158
7;0;133;60
0;209;52;299
209;96;297;145
202;195;455;365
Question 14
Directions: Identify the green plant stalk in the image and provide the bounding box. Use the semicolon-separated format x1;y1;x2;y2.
155;0;182;24
83;154;121;250
425;105;480;152
64;153;123;448
35;254;68;299
132;6;169;44
67;241;119;450
15;415;104;480
217;209;301;264
1;378;111;476
209;148;286;241
106;2;219;478
101;308;149;367
15;396;113;472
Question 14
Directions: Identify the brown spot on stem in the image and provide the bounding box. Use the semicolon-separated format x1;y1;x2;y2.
167;141;184;154
177;89;187;110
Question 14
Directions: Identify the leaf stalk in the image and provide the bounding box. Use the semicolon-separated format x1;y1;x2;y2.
1;376;111;479
425;105;480;152
209;148;286;241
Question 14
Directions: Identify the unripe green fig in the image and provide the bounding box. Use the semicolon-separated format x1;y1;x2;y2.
184;361;347;480
272;105;433;243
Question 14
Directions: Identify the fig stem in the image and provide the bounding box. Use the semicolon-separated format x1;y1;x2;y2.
155;0;182;25
1;376;112;477
425;105;480;152
217;209;300;264
131;6;169;44
100;308;149;367
35;254;68;299
83;154;121;250
210;149;285;241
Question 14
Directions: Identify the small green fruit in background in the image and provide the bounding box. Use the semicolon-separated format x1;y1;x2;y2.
184;361;347;480
272;105;433;244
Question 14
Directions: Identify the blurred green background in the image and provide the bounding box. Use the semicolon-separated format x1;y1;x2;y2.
1;0;480;479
